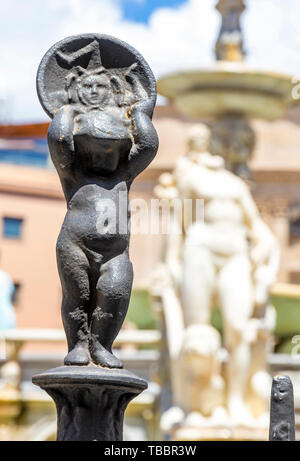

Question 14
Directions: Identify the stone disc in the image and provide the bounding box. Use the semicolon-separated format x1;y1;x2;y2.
36;33;157;119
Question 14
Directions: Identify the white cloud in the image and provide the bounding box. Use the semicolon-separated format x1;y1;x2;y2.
1;0;300;122
245;0;300;76
54;0;217;74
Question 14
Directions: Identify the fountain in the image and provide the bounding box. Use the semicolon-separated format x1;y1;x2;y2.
157;0;299;179
154;0;299;441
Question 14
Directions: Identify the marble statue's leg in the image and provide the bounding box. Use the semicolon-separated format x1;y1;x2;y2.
181;246;216;327
218;253;253;421
56;236;91;366
89;251;133;368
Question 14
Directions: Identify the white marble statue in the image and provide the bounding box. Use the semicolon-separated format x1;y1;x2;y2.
154;124;279;431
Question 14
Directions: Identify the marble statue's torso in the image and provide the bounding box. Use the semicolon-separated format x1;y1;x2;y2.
176;157;249;256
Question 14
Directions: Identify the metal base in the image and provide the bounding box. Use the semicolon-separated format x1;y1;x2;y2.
32;365;147;441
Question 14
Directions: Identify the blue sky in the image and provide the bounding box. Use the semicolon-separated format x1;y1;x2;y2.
122;0;185;22
1;0;300;122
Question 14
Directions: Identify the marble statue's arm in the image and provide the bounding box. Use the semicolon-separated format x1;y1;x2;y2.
254;235;280;305
239;184;279;270
124;99;159;182
47;105;76;179
165;212;183;288
239;183;260;227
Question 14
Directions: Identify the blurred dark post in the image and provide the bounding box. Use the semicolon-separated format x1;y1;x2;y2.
269;375;295;441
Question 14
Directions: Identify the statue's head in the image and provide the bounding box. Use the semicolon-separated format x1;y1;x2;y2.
186;124;225;169
66;66;125;108
187;124;211;154
77;71;111;107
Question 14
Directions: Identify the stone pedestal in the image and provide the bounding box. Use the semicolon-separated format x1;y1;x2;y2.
32;366;147;441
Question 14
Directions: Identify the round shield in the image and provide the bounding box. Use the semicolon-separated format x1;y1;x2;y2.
36;33;157;119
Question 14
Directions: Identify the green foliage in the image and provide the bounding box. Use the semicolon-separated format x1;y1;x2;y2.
127;291;300;356
271;295;300;337
211;296;300;340
127;289;156;330
275;337;297;354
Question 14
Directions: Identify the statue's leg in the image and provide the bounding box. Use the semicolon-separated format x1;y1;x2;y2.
181;245;215;326
89;251;133;368
247;304;276;418
218;253;254;422
57;236;91;366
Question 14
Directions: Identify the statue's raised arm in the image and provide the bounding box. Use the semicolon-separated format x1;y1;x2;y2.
123;68;158;182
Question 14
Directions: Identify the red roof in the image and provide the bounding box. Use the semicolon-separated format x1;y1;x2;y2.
0;123;49;138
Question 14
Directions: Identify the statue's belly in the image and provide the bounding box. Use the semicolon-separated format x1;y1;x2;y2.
63;184;130;252
186;221;248;256
204;198;244;225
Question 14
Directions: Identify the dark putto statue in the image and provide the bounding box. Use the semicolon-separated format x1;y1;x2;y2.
37;34;158;368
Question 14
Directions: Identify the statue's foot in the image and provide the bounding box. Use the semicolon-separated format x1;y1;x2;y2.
64;345;90;366
90;343;123;369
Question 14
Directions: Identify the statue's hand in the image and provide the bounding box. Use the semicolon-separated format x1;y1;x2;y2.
125;67;154;118
125;64;147;101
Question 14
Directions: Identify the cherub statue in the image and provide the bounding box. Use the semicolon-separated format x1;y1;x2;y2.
39;36;158;368
155;123;279;426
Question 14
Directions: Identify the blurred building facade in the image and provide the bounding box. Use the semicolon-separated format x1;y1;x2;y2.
1;106;300;329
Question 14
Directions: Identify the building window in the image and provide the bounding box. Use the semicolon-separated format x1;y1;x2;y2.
3;217;23;239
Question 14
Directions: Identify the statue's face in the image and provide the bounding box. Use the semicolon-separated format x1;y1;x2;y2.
187;126;210;154
190;136;206;152
78;73;110;107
